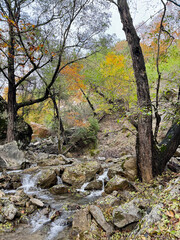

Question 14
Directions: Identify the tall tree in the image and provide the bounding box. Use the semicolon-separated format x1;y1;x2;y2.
110;0;180;181
0;0;111;142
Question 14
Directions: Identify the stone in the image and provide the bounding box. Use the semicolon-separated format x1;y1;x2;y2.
174;148;180;157
113;201;142;229
84;180;103;190
0;214;5;223
0;141;26;169
122;155;137;180
131;204;163;238
38;169;57;189
37;158;65;167
0;96;32;148
95;195;121;209
30;197;44;207
89;205;114;235
71;207;91;237
2;203;17;220
62;161;101;187
108;163;125;179
30;122;51;139
105;175;135;194
0;190;5;198
49;184;70;194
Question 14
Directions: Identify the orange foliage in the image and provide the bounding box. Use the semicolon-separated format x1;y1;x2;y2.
61;63;86;99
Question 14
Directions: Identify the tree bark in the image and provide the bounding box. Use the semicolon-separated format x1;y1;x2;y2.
7;7;16;142
117;0;153;181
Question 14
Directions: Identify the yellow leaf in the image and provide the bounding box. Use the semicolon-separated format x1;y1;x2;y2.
166;210;175;218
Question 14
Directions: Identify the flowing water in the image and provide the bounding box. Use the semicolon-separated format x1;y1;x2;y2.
3;168;109;240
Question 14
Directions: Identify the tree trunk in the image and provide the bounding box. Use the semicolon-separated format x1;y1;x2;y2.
117;0;153;181
117;0;180;181
7;10;16;142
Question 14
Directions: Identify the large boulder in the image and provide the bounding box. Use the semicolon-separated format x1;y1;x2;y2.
62;161;101;187
0;96;32;149
108;155;137;181
0;141;27;169
113;201;142;229
84;180;103;191
105;175;135;194
38;169;57;189
30;122;51;139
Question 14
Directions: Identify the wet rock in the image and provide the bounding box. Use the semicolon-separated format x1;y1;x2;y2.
38;169;57;189
23;166;39;174
84;180;103;191
30;197;44;207
2;203;17;220
113;201;142;229
105;175;135;194
89;205;114;235
11;190;30;207
49;184;70;194
0;141;26;169
62;161;101;187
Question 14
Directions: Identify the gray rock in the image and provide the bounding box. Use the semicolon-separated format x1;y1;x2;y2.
0;141;26;169
130;203;163;238
89;205;114;235
71;207;91;237
3;203;17;220
38;169;57;188
95;195;121;208
113;201;142;228
30;197;44;207
105;175;135;194
0;190;5;198
85;180;103;190
108;163;124;179
62;161;101;187
0;214;5;223
49;184;70;194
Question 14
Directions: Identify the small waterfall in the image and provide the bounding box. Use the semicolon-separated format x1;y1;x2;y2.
86;169;109;199
31;209;72;240
77;182;89;192
57;176;63;185
77;169;109;198
21;171;41;194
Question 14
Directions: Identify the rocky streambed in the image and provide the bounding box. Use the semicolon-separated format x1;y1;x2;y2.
0;141;180;240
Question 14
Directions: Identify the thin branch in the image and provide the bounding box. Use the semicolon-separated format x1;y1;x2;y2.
154;0;166;140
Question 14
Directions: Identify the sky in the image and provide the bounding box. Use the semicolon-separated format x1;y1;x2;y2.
108;0;163;40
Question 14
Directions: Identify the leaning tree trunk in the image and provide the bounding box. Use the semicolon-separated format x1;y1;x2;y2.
117;0;153;181
7;11;16;143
